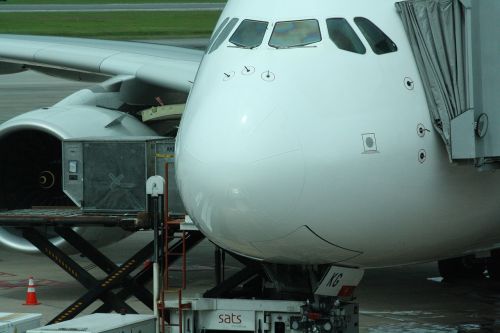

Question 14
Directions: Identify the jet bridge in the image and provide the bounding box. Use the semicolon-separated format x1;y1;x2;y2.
396;0;500;168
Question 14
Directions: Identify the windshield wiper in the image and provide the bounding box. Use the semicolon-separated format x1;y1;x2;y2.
228;43;257;49
269;45;288;49
269;43;318;49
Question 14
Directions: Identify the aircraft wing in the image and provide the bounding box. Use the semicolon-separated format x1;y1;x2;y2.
0;35;204;93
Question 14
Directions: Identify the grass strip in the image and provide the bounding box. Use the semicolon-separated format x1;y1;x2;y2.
0;11;220;39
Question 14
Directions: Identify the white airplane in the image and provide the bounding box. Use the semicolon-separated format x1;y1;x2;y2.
0;0;499;281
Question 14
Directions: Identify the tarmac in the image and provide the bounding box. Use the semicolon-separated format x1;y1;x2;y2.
1;70;500;332
0;3;225;13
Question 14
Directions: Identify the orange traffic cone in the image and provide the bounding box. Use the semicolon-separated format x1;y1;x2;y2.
23;276;40;306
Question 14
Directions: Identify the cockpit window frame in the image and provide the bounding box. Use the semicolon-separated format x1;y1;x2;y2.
326;18;366;55
207;17;230;52
228;19;269;49
268;19;322;49
353;17;398;55
208;17;239;54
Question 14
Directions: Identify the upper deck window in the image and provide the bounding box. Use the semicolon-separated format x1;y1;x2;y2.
269;19;322;49
229;20;269;49
326;18;366;54
354;17;398;55
208;18;239;54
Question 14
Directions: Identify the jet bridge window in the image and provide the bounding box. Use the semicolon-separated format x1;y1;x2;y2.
229;20;269;49
326;18;366;54
354;17;397;55
209;18;239;54
269;19;322;49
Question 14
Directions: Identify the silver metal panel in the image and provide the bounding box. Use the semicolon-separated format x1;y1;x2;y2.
451;109;475;159
0;313;41;333
27;314;155;333
181;298;304;312
63;137;184;214
82;141;147;212
471;0;500;158
165;298;359;333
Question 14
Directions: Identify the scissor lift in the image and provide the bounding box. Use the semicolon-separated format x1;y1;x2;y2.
0;207;203;324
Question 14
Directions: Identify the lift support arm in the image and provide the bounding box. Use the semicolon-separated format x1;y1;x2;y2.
22;227;153;324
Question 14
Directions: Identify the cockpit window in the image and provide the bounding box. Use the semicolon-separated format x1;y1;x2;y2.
208;18;239;54
269;19;322;49
207;17;230;52
354;17;398;55
326;18;366;54
229;20;269;49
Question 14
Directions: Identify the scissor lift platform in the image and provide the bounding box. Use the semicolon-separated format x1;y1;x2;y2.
0;208;144;228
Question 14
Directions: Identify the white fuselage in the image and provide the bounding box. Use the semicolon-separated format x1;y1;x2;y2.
176;0;500;267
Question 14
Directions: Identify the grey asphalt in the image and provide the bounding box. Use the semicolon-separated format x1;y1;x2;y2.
0;70;500;332
0;71;89;124
0;3;225;12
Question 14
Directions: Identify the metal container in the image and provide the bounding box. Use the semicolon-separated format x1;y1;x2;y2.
0;313;42;333
27;314;155;333
63;136;185;214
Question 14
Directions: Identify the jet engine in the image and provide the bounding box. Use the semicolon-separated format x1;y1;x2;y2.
0;104;157;253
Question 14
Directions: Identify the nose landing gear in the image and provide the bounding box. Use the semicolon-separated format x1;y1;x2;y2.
187;252;365;333
438;252;500;281
438;256;486;281
486;250;500;281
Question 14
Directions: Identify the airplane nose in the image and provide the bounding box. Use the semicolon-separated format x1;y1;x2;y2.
176;95;306;253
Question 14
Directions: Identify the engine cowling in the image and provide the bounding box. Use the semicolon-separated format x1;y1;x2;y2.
0;105;157;253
